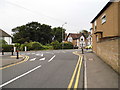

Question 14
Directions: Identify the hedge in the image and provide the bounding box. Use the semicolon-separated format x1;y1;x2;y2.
51;41;73;49
2;44;14;52
60;42;73;49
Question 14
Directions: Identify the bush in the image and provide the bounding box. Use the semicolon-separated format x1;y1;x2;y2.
51;41;61;49
31;42;43;50
0;40;7;45
42;45;53;50
20;42;44;51
60;42;73;49
20;44;26;51
2;44;13;52
0;40;13;52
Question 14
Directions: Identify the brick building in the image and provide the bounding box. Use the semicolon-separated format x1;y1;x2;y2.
91;0;120;73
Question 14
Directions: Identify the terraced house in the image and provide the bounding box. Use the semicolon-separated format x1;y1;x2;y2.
91;0;120;73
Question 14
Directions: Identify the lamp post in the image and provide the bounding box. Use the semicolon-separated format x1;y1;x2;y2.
62;22;67;50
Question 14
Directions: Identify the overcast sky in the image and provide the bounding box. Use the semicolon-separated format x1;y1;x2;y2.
0;0;110;35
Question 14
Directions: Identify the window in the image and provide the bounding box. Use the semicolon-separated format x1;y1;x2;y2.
81;38;83;41
94;20;97;31
101;15;106;24
67;37;72;42
96;35;99;42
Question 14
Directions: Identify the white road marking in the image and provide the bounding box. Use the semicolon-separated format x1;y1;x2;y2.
36;54;40;56
48;55;56;62
0;65;41;88
41;54;43;57
39;57;45;61
30;58;36;61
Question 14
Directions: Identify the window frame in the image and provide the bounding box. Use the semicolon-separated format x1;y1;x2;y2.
101;14;106;24
94;20;97;31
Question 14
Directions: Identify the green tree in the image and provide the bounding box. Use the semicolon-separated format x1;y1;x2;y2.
52;27;66;42
80;30;89;38
12;22;53;45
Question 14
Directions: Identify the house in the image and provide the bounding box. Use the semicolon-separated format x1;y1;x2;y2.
86;33;92;46
91;0;120;73
0;29;12;45
66;33;87;48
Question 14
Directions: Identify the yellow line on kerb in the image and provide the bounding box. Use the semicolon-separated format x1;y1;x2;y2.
0;55;29;70
67;51;83;90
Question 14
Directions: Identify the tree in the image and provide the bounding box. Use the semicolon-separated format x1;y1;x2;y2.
12;22;53;45
52;27;66;42
80;30;89;38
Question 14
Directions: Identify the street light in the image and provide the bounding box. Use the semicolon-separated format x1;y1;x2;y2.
62;22;67;49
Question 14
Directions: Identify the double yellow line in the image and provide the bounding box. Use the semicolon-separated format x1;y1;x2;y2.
68;52;83;89
0;55;29;70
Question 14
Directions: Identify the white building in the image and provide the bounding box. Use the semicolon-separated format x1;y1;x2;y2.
0;29;12;45
87;34;92;46
66;33;87;48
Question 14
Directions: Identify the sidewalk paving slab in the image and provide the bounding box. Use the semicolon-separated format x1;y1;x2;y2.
0;55;24;67
83;51;118;88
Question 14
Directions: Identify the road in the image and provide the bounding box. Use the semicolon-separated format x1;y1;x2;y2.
1;49;84;89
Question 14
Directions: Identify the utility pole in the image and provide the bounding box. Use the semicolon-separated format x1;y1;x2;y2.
62;22;67;50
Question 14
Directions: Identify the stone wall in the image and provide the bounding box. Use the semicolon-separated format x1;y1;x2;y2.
96;38;119;73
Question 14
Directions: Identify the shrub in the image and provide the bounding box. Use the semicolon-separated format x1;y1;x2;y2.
60;42;73;49
0;40;7;45
14;43;21;50
42;45;53;50
20;42;44;51
31;42;43;50
20;44;26;51
2;44;13;52
51;41;61;49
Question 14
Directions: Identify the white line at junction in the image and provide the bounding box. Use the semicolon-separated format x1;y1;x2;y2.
0;65;41;88
29;58;36;61
48;55;56;62
39;57;45;61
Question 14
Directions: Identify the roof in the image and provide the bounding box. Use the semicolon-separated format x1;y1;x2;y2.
91;1;113;23
0;29;11;37
66;33;85;40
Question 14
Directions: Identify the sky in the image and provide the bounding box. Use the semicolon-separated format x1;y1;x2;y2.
0;0;110;35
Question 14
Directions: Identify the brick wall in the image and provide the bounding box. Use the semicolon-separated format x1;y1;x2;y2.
96;39;119;73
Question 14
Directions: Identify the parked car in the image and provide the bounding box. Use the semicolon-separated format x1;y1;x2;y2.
85;45;92;49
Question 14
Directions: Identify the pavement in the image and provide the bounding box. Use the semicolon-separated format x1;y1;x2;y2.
83;49;119;89
0;52;25;68
0;49;119;89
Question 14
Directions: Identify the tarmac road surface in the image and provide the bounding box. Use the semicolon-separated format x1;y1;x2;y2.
1;49;84;89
